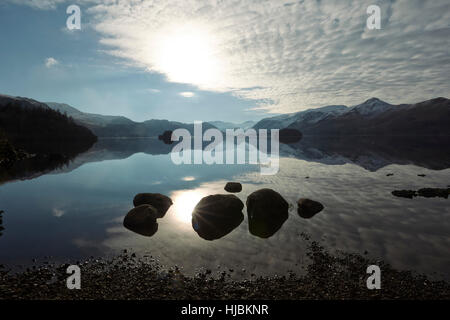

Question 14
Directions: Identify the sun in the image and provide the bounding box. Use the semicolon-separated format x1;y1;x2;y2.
170;189;206;224
151;24;222;87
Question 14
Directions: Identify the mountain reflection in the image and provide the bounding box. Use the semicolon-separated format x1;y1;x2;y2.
55;136;450;177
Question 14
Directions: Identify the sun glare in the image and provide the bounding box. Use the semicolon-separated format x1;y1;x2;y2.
151;24;222;87
170;189;206;224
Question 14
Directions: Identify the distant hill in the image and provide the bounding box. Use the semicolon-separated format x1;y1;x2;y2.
0;95;97;156
46;102;217;137
254;97;450;137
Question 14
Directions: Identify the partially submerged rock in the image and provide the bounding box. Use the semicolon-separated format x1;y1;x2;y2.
392;190;417;199
392;188;449;199
158;130;173;145
192;194;244;240
224;182;242;193
246;188;289;238
123;205;158;237
133;193;173;218
417;188;449;199
297;198;324;219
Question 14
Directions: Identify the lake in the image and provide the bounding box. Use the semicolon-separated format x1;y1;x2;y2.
0;137;449;280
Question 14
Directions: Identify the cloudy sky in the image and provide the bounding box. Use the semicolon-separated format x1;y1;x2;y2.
0;0;449;122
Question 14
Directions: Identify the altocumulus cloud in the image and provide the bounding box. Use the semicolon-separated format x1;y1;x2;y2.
9;0;450;113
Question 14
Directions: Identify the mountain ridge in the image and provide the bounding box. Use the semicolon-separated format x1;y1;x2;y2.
45;101;218;138
254;97;450;137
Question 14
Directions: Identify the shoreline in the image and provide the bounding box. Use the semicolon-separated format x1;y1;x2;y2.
1;237;449;300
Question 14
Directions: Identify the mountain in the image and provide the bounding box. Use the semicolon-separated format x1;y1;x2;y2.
209;120;256;130
0;95;97;156
253;105;348;130
254;97;450;137
46;102;217;137
345;97;393;117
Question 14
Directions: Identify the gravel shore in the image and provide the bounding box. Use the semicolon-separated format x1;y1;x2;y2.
1;236;449;300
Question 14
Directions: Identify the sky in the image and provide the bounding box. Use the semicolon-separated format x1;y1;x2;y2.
0;0;449;123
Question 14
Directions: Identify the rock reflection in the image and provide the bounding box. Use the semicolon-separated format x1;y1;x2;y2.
192;194;244;240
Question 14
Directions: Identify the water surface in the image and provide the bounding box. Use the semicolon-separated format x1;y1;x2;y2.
0;138;449;280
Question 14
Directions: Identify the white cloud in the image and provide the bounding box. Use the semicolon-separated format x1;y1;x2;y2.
45;57;59;68
11;0;450;113
52;208;65;217
84;0;450;113
6;0;99;10
7;0;68;10
179;91;195;98
147;88;160;93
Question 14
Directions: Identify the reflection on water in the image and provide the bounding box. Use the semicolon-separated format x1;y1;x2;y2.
0;137;449;280
171;190;206;224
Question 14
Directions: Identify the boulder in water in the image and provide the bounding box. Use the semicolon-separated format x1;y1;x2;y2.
123;205;158;237
246;189;289;238
133;193;173;218
192;194;244;240
224;182;242;193
417;188;449;199
297;198;324;219
158;130;173;145
392;190;417;199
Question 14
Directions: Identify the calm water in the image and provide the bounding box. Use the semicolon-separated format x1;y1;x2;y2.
0;138;449;279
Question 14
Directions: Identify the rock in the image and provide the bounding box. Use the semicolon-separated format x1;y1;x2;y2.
386;173;394;176
158;130;173;145
246;189;289;238
123;205;158;237
392;190;417;199
279;128;303;144
224;182;242;193
297;198;324;219
192;194;244;240
417;188;449;199
417;174;426;177
133;193;173;218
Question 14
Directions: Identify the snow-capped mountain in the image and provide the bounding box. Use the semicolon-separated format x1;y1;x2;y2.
345;98;393;117
253;105;348;130
254;97;450;137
